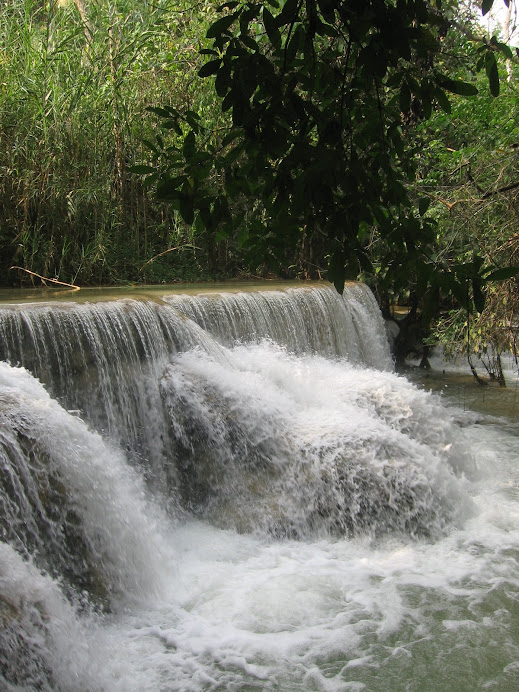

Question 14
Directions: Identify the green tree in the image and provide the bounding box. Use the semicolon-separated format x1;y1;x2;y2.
143;0;512;295
413;22;519;381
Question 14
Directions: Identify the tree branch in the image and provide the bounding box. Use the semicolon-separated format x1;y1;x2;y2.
9;267;80;290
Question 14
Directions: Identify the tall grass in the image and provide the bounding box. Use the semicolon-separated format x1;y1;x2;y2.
0;0;223;286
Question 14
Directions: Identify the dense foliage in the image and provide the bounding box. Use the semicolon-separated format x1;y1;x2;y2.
142;0;511;291
415;49;519;379
0;0;232;285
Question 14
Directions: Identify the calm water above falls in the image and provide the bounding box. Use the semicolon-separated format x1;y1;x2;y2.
0;283;518;691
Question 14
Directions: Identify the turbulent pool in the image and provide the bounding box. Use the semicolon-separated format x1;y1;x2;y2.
0;283;518;691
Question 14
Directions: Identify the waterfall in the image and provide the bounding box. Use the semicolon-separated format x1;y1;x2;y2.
0;284;390;484
0;283;466;536
1;282;517;691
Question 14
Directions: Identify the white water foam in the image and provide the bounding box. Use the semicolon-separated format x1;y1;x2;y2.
160;341;474;538
76;488;519;691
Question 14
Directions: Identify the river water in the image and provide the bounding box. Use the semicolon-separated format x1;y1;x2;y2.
0;282;518;691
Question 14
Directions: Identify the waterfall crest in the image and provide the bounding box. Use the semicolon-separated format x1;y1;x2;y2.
163;282;392;366
0;282;474;546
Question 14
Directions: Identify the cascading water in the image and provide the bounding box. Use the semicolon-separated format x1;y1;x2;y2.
0;282;518;691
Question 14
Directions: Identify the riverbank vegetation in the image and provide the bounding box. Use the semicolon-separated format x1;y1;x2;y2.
0;0;231;285
1;0;518;379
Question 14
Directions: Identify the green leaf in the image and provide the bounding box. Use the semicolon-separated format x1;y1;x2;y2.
214;228;230;242
206;13;239;39
399;82;411;114
142;173;159;188
422;285;441;325
418;197;431;216
186;111;203;134
128;164;156;174
473;278;485;313
198;59;222;78
215;63;231;97
277;0;299;26
222;129;242;147
183;131;196;160
327;251;346;294
485;53;500;96
223;142;245;166
162;119;182;134
222;89;237;113
497;42;514;60
435;88;451;114
317;0;335;24
449;278;470;310
483;266;519;282
263;7;281;48
241;33;259;51
481;0;494;16
421;92;432;120
142;139;158;154
438;77;478;96
179;196;195;225
454;261;478;280
156;176;187;201
147;106;175;119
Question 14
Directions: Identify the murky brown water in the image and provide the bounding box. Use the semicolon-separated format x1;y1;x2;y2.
0;280;317;305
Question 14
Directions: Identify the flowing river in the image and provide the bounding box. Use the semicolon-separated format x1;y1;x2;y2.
0;282;518;691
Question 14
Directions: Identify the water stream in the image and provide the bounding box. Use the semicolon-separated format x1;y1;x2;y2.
0;282;518;691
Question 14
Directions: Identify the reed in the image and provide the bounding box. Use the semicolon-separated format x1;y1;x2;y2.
0;0;222;287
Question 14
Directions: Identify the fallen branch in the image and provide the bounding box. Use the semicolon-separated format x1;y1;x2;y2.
140;244;200;271
9;267;81;290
